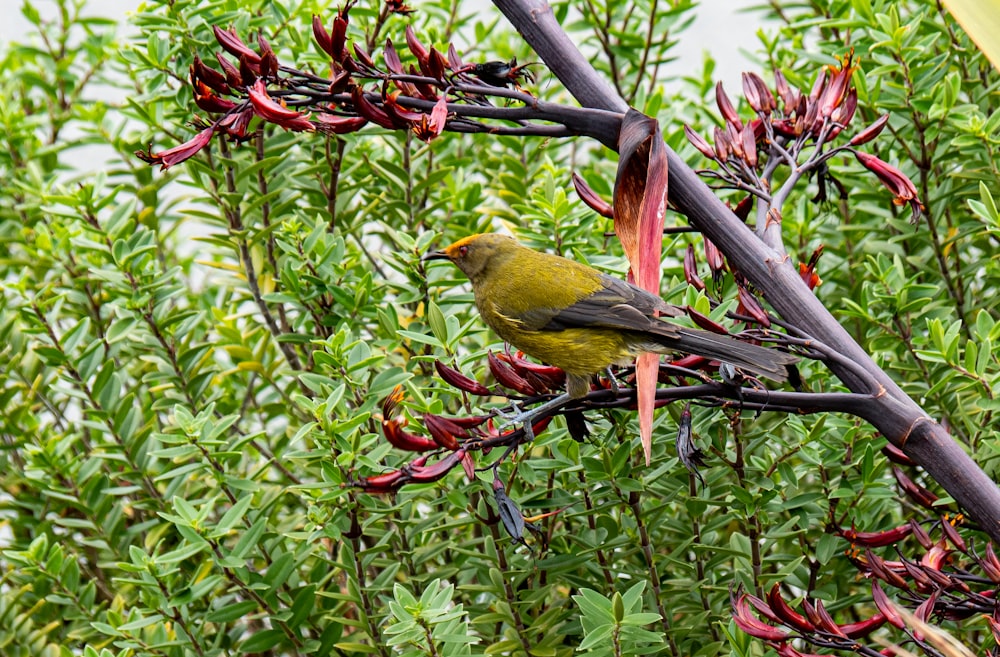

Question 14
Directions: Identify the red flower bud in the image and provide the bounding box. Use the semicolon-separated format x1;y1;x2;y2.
434;360;491;396
872;581;906;629
213;25;261;65
573;172;615;218
684;125;715;159
715;81;743;131
488;350;539;396
683;245;705;291
850;114;890;146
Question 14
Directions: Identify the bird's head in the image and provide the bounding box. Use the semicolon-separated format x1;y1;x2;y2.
423;233;519;283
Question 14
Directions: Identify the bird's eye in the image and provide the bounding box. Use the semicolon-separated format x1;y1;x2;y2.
458;245;469;257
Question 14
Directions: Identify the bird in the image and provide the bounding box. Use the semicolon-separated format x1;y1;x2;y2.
424;233;797;429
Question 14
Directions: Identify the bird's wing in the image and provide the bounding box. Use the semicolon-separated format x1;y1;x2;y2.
527;274;681;333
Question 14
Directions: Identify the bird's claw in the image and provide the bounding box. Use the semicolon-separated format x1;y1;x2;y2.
495;401;537;441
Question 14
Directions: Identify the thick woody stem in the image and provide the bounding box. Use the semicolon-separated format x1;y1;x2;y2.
493;0;1000;542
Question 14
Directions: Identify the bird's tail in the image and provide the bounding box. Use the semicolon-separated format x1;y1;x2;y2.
640;327;799;382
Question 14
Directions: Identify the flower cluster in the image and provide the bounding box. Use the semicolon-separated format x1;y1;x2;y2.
137;3;539;170
685;52;924;223
732;446;1000;656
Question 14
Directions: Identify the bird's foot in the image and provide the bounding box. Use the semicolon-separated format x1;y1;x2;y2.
604;367;621;397
495;393;572;442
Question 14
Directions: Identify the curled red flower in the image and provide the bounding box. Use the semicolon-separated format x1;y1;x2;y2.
412;95;448;142
191;56;230;95
247;79;315;131
313;112;368;135
799;245;823;290
853;150;924;221
193;81;238;114
136;127;214;170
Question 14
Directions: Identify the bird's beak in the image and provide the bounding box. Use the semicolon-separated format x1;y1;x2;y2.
422;249;450;262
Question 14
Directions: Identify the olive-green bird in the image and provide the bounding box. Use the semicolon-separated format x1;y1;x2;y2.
424;233;797;402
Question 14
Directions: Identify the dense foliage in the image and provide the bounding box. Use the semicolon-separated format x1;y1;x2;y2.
1;0;998;656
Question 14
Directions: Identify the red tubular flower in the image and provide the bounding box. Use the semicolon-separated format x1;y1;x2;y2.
940;516;967;553
218;107;254;139
703;237;724;279
853;150;924;221
744;593;782;624
412;95;448;142
406;449;466;483
383;38;404;75
731;592;789;641
819;51;857;119
257;33;278;78
382;417;437;452
405;24;429;70
981;542;1000;582
736;284;770;327
712;125;730;162
356;468;406;493
732;194;753;222
881;442;915;466
313;113;367;135
773;68;799;112
892;466;939;509
351;87;397;129
136;127;214;170
909;519;933;550
799;245;823;290
766;584;814;633
247;80;315;131
740;122;758;167
423;413;468;451
497;349;566;391
191;56;230;94
685;307;728;335
353;43;375;69
839;613;887;639
838;522;912;547
331;6;351;61
193;81;238;113
742;72;775;114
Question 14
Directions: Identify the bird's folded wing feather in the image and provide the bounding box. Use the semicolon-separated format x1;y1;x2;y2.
521;274;681;334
